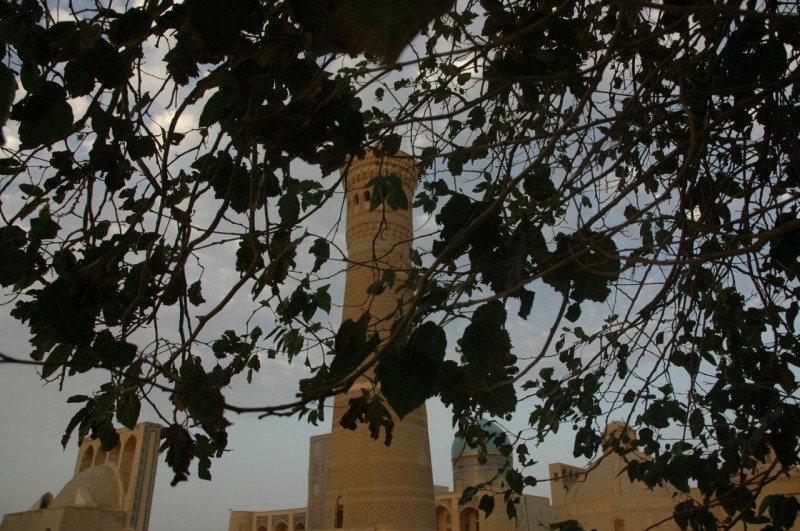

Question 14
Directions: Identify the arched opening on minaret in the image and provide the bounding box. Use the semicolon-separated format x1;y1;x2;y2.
335;497;344;528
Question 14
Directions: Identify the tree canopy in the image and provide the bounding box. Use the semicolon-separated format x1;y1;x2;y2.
1;0;799;528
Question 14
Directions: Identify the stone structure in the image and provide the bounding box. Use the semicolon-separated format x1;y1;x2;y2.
549;423;681;531
1;422;161;531
323;148;437;530
229;421;553;531
231;417;800;531
439;420;555;531
227;149;800;531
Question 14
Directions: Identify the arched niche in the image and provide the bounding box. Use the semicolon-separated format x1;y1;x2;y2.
119;435;137;491
335;496;344;528
79;445;95;472
460;506;480;531
108;441;121;465
436;505;452;531
94;444;108;466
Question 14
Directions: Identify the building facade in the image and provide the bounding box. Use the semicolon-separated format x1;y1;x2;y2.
230;419;800;531
228;151;800;531
229;420;554;531
0;422;161;531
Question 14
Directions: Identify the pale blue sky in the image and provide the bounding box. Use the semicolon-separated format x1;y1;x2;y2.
0;295;579;531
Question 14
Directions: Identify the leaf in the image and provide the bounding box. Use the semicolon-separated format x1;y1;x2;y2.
290;0;455;63
61;402;94;449
188;280;206;306
199;90;232;128
377;322;446;418
110;8;152;46
314;285;332;314
368;173;408;211
128;136;157;160
517;288;534;319
382;133;401;154
97;338;138;369
479;384;517;417
164;44;200;86
543;231;621;303
432;193;473;257
0;225;28;287
760;495;800;528
329;314;380;381
523;164;556;201
30;208;60;241
479;493;495;517
309;238;330;273
42;343;73;379
116;390;141;429
278;192;300;225
160;424;195;486
15;87;74;148
565;302;581;322
0;63;16;144
461;301;512;375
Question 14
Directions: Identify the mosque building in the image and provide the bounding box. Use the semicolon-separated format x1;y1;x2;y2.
0;422;161;531
228;420;555;531
225;148;800;531
2;150;799;531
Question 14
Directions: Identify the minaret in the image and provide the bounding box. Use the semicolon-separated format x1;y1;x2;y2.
321;148;437;530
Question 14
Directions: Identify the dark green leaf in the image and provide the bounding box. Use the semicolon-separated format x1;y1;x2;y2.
188;280;206;306
116;390;141;429
309;238;330;273
377;321;446;418
479;494;495;517
16;94;73;148
461;301;512;375
0;63;16;143
42;343;73;379
0;225;28;287
291;0;455;63
278;192;300;225
160;424;195;486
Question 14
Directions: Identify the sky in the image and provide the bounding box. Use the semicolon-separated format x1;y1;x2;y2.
0;299;579;531
0;4;607;529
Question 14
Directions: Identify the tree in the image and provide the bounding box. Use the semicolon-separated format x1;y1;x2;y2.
1;0;799;528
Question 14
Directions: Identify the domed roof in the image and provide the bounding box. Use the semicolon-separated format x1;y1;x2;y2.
50;464;121;509
451;419;507;461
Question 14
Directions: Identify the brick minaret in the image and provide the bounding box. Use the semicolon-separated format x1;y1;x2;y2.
322;148;437;530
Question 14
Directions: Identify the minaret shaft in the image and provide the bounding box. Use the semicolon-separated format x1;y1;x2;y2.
322;150;436;530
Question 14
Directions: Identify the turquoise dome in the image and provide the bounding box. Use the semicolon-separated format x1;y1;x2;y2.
450;420;506;461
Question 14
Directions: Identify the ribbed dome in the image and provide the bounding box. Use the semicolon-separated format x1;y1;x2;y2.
451;420;506;461
50;464;121;509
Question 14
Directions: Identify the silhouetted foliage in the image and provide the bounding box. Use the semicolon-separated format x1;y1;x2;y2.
1;1;799;528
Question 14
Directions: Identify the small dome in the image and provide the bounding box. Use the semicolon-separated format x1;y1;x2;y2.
50;464;121;509
451;420;507;461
